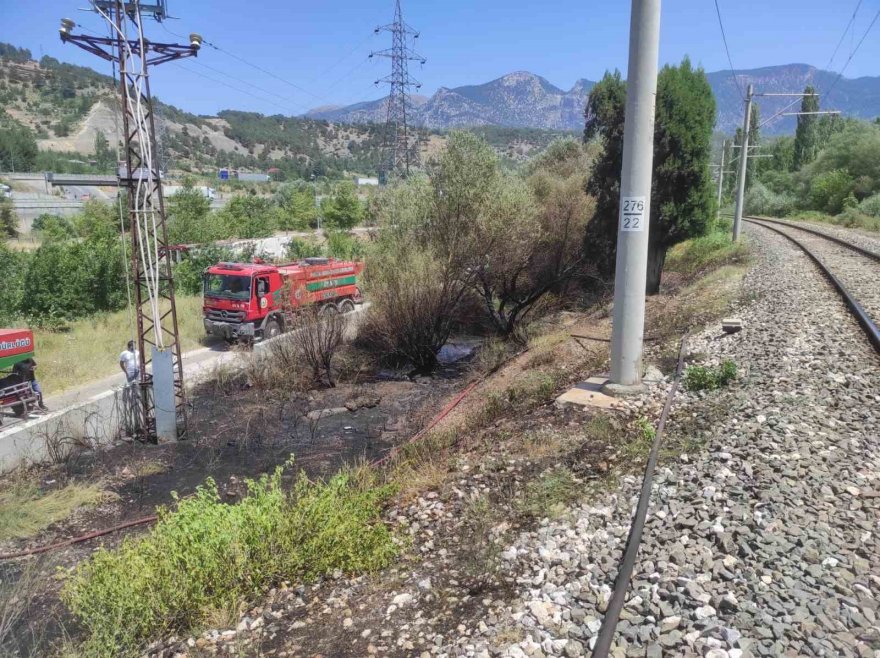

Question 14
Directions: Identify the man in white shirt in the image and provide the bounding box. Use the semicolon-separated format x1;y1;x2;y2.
119;340;140;384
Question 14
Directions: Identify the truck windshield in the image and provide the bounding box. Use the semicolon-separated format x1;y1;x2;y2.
203;274;252;300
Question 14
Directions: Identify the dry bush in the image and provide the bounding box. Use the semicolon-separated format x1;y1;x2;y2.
242;308;346;390
358;246;470;371
287;306;346;387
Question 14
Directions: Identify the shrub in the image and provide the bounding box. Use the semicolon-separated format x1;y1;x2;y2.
32;213;77;241
172;245;237;296
665;230;749;275
833;207;880;231
20;238;127;322
319;181;364;229
325;230;366;260
287;306;346;386
745;181;797;217
358;245;468;370
217;195;277;239
684;359;737;391
62;464;396;657
285;236;325;260
809;170;854;214
0;242;27;324
858;193;880;218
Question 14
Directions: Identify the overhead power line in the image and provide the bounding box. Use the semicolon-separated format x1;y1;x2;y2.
824;0;864;74
713;0;745;101
824;6;880;102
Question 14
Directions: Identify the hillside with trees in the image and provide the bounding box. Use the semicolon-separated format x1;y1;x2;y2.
0;42;570;179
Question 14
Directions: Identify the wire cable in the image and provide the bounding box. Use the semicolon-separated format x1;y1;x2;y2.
108;32;136;347
823;0;863;74
824;6;880;103
713;0;745;101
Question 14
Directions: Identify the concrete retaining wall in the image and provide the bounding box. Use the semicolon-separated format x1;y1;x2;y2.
0;385;140;473
0;305;368;473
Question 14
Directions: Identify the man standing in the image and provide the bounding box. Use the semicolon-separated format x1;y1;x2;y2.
13;357;48;411
119;340;140;385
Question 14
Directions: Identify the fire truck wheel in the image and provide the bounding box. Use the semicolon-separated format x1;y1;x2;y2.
339;299;355;314
264;319;282;340
319;303;339;317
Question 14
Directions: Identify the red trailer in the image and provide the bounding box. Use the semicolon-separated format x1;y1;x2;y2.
0;329;39;424
202;257;364;341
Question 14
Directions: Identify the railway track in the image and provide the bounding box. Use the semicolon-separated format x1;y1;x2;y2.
744;216;880;354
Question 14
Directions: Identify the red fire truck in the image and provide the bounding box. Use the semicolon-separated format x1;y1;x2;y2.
0;329;39;424
202;257;364;342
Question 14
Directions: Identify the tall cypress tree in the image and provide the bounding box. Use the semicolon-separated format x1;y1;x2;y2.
793;85;819;169
582;59;716;293
583;71;627;275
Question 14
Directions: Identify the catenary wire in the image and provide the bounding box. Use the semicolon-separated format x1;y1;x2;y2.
713;0;745;101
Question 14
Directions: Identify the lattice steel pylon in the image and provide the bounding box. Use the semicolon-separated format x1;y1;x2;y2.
60;1;200;442
370;0;425;178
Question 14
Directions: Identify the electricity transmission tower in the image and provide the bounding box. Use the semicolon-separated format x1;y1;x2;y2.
370;0;425;178
60;1;201;442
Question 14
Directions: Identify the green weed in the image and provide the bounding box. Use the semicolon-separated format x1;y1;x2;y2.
61;462;396;657
684;359;737;392
518;467;579;520
665;231;750;276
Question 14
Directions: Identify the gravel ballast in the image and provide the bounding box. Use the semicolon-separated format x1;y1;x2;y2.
488;224;880;657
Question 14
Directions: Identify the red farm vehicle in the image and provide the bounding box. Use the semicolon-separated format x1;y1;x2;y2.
202;257;365;342
0;329;39;425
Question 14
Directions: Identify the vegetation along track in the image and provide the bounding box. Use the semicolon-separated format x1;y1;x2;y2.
745;216;880;353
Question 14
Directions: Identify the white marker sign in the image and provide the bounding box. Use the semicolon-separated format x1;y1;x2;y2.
620;196;646;232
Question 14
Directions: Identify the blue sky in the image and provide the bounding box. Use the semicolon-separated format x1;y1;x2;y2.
4;0;880;118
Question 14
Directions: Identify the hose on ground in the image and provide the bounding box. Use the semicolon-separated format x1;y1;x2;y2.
591;334;689;658
0;515;158;561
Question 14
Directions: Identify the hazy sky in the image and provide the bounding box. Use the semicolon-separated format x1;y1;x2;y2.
4;0;879;118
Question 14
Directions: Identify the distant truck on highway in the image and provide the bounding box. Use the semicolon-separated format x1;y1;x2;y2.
162;185;216;200
202;257;364;342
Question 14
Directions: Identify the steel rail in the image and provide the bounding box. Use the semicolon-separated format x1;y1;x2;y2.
745;218;880;354
591;335;689;658
746;215;880;263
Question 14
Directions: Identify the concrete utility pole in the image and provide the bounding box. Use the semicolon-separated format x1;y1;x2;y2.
732;84;753;241
608;0;662;389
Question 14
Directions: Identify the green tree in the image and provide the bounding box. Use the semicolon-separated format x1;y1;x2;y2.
21;239;126;322
809;170;854;214
0;195;18;239
583;59;717;293
93;130;115;169
167;180;214;244
793;86;820;169
582;71;627;275
32;213;77;242
647;58;717;292
0;123;38;171
72;200;118;241
274;183;317;230
217;195;277;239
320;181;364;230
0;242;27;324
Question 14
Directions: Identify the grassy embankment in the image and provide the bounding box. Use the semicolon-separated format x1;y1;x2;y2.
778;210;880;232
15;295;206;395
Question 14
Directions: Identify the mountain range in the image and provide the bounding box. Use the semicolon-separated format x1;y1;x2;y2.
307;64;880;135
